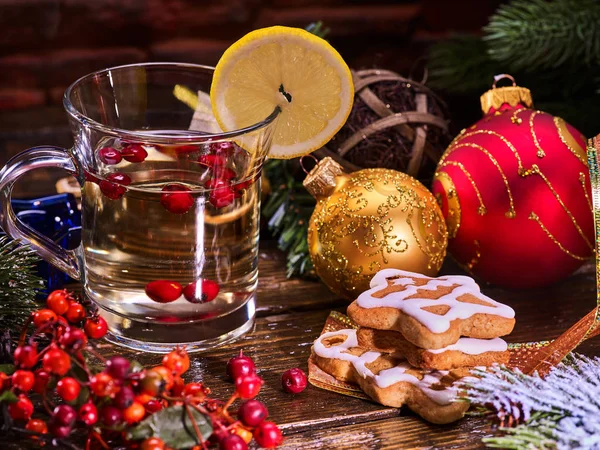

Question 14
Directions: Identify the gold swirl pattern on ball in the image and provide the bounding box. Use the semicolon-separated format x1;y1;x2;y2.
433;171;461;239
528;111;546;158
438;161;486;216
308;168;447;299
528;212;588;261
556;117;587;166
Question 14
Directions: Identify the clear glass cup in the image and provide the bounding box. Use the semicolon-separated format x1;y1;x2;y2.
0;63;278;353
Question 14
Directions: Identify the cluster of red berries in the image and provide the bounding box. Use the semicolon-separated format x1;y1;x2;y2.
94;142;147;201
3;289;109;438
1;289;285;450
98;143;149;166
199;142;254;209
145;279;220;304
224;351;282;449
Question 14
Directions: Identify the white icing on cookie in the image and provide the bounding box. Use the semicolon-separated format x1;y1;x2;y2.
357;268;515;333
313;329;461;405
427;337;508;355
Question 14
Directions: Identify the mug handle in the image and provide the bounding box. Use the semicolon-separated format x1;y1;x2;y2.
0;146;82;280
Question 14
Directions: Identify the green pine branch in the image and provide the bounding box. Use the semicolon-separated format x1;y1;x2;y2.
305;21;330;39
466;355;600;449
428;35;497;95
483;416;560;450
262;160;315;278
428;0;600;137
0;236;44;325
484;0;600;71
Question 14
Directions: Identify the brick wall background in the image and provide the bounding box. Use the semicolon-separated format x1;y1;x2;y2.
0;0;501;196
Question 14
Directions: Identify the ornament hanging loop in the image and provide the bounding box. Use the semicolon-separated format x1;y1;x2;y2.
481;75;532;112
302;156;345;198
300;154;319;175
492;74;517;89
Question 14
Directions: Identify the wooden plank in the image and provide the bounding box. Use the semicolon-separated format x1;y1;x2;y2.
278;415;492;450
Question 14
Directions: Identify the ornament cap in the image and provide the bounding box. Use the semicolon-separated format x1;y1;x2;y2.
302;157;345;198
480;75;533;114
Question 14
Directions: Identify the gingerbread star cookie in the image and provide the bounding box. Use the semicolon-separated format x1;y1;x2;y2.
347;269;516;349
356;327;509;370
311;329;474;424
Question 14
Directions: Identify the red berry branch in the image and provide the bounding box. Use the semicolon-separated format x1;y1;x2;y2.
0;289;283;449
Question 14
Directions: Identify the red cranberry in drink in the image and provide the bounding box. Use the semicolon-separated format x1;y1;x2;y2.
121;143;148;163
232;179;252;198
160;183;195;214
145;280;183;303
212;141;236;156
98;147;122;165
281;367;307;394
99;180;127;200
198;154;227;168
174;145;200;155
209;186;235;208
84;170;102;184
183;279;220;304
226;351;256;380
216;167;236;181
106;172;132;185
237;399;269;427
205;178;229;190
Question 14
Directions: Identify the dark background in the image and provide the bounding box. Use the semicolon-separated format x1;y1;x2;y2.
0;0;502;197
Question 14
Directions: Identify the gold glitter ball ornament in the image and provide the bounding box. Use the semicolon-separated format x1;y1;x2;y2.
304;157;448;300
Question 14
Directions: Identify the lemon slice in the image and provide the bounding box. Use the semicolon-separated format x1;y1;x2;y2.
210;26;354;159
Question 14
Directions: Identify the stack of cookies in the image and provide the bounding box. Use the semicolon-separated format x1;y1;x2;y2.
311;268;516;424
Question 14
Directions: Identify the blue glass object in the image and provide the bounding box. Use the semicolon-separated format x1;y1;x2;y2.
0;193;82;292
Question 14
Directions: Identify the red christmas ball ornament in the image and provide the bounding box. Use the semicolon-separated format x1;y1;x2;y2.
433;75;593;289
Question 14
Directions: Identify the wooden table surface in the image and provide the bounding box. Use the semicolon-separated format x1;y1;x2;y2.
3;241;599;450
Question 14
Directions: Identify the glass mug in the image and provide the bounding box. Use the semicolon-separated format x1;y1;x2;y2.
0;63;278;353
